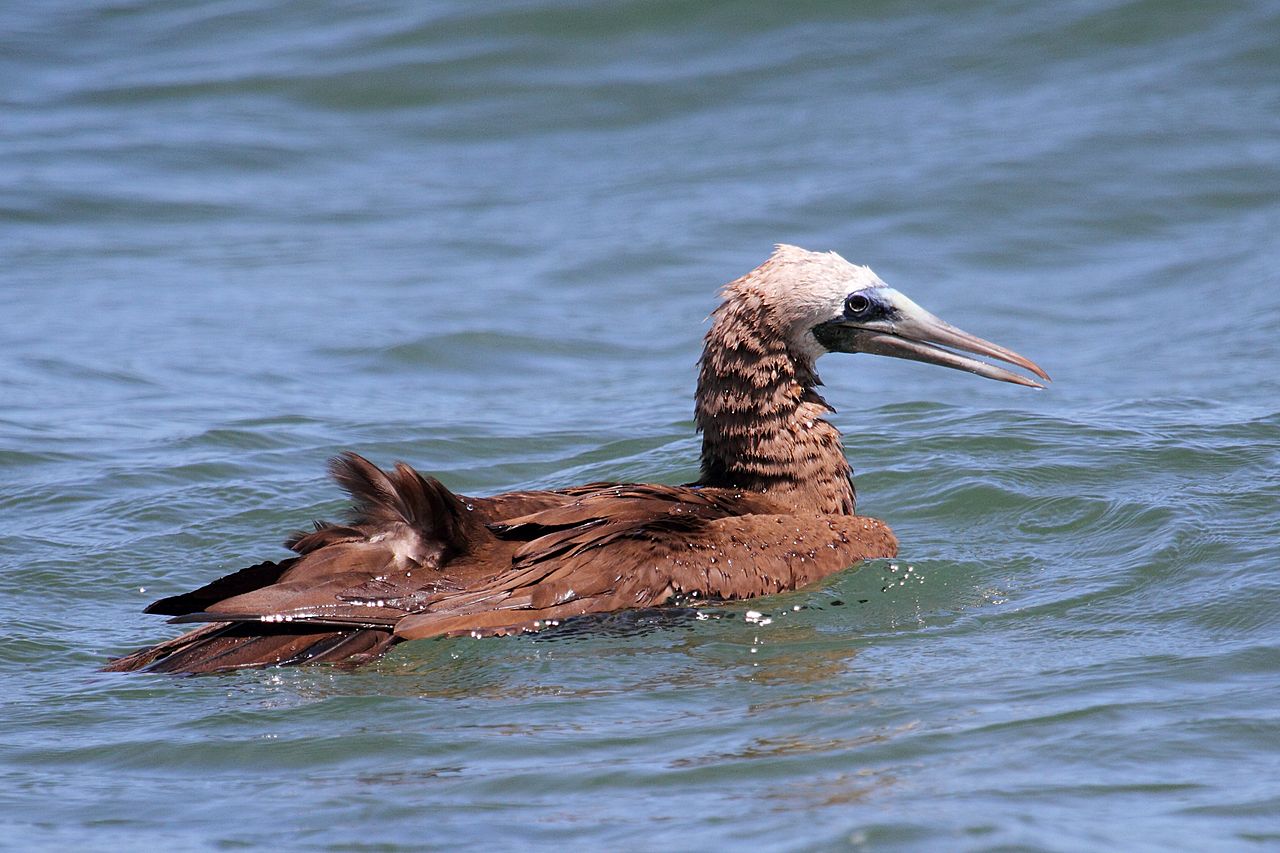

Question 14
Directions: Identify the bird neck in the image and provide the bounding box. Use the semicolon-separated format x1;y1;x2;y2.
694;290;856;515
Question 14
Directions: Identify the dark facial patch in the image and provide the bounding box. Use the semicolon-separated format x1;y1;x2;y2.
811;319;853;352
811;289;899;353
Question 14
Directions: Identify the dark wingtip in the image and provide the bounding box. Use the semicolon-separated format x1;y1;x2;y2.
143;559;294;616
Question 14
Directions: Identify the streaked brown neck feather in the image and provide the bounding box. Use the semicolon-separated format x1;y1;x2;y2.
694;287;856;515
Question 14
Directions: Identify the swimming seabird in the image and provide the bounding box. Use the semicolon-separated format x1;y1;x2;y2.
106;245;1048;674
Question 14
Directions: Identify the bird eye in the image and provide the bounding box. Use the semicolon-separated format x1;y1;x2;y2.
845;293;872;316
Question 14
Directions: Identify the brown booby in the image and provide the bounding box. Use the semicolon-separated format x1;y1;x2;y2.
106;245;1048;674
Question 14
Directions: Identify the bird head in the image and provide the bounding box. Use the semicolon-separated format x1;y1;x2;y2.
749;245;1050;388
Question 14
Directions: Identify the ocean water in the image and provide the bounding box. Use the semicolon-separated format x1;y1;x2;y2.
3;0;1280;849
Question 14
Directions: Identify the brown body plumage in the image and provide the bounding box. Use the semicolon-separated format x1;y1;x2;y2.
107;246;1046;674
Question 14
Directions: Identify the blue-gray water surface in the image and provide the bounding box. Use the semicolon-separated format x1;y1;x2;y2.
3;1;1280;850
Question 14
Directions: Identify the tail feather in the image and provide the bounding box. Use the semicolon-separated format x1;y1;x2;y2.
103;623;230;673
328;454;463;539
106;623;397;674
107;452;476;674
